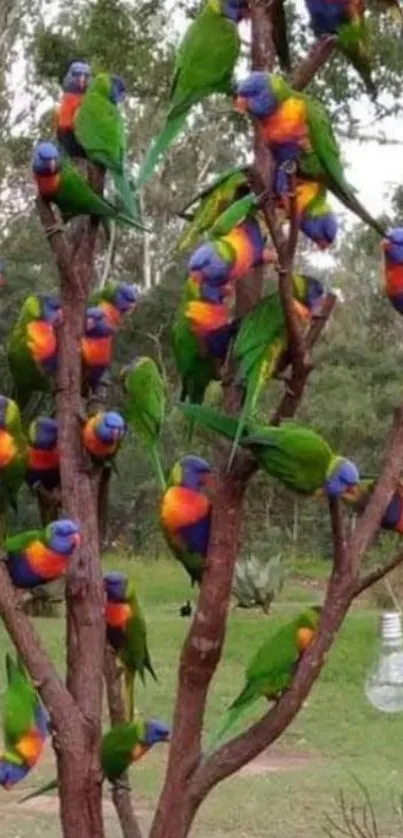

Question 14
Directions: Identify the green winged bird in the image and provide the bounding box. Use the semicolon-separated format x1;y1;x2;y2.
73;73;137;218
8;294;62;412
210;607;321;747
135;0;249;191
121;357;166;490
0;396;27;531
104;572;157;722
227;275;325;469
176;165;250;252
33;141;147;230
19;717;170;801
234;73;387;238
178;405;360;497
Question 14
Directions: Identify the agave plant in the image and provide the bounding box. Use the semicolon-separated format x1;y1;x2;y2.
232;552;286;614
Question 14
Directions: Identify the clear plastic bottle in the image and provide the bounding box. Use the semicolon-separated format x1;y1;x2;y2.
365;611;403;713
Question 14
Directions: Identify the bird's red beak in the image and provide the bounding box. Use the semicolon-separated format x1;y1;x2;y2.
381;239;389;252
49;159;56;173
54;309;63;327
342;485;360;500
86;317;95;331
234;96;248;113
132;743;148;761
72;532;81;548
189;271;203;285
78;74;87;90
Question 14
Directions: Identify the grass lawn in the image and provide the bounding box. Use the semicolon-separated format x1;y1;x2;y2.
0;555;403;837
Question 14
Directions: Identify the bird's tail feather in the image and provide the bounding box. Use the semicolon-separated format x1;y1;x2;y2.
19;777;58;804
135;113;188;192
149;445;167;491
333;180;386;238
124;668;134;722
112;169;138;220
206;699;256;753
177;404;239;442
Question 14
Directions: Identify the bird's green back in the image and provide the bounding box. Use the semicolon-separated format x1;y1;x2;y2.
74;73;125;173
100;721;141;781
245;422;333;493
123;358;165;446
3;655;37;751
176;167;249;252
5;528;43;554
59;156;118;218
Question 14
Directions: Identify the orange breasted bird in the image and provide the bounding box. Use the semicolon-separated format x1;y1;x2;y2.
0;654;49;790
188;216;272;288
104;572;157;722
382;228;403;314
210;606;321;747
82;411;126;463
54;60;91;157
89;282;139;329
276;179;338;249
4;519;81;590
8;294;62;410
160;455;214;585
81;306;115;392
0;396;27;519
26;417;59;493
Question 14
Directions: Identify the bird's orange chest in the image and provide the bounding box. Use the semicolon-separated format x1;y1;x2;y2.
26;321;56;363
161;486;210;531
0;429;17;468
99;301;122;329
81;336;112;365
82;420;116;456
57;93;82;131
27;447;59;470
105;601;133;628
297;626;316;652
35;173;61;199
16;728;44;766
25;540;66;578
186;301;230;336
261;98;310;149
385;261;403;295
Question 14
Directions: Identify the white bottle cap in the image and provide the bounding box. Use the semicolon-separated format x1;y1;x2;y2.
380;611;403;642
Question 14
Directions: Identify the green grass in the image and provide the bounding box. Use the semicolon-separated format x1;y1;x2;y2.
1;556;403;837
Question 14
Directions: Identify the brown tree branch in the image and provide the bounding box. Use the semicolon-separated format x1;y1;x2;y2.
329;498;348;571
292;35;337;91
352;549;403;597
104;647;143;838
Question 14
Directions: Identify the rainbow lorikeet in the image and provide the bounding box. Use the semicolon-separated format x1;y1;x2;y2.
343;476;403;534
0;396;27;520
188;216;272;288
210;607;321;746
176;165;250;253
178;406;360;495
104;572;157;722
26;417;60;493
228;275;325;468
303;0;375;96
135;0;249;191
233;73;387;238
382;228;403;314
8;294;62;410
121;357;166;490
4;519;81;589
173;276;237;417
82;410;126;463
89;281;138;329
81;306;114;392
19;717;170;801
54;60;92;157
275;179;338;249
32;142;146;230
73;73;136;218
160;455;214;585
0;654;49;790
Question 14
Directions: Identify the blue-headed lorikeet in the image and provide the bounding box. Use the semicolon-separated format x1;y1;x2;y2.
19;716;170;801
304;0;376;96
0;654;49;790
54;60;92;157
383;228;403;314
89;281;138;329
81;306;115;393
233;73;387;238
104;572;157;722
32;142;147;230
26;417;60;493
228;275;325;468
135;0;249;191
82;410;126;463
210;606;321;746
121;357;166;490
160;455;214;585
8;294;62;411
0;396;27;523
4;519;81;589
275;179;338;249
187;215;273;289
178;406;360;496
72;73;137;218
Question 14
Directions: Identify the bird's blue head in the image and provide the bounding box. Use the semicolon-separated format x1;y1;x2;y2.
234;72;277;119
171;455;213;491
302;276;325;311
199;281;228;304
104;571;128;603
85;306;114;337
114;283;139;314
144;719;170;747
325;457;360;499
47;519;81;554
62;60;91;93
39;294;62;326
0;757;29;789
219;0;250;23
96;411;126;444
300;211;338;249
32;141;61;176
110;75;126;105
383;228;403;265
29;416;58;450
188;243;232;286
